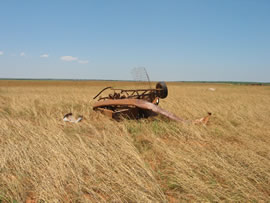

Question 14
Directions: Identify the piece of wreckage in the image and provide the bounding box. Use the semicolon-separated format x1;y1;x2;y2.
92;82;211;125
63;113;83;123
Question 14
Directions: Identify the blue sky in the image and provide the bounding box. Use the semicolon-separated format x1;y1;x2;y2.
0;0;269;82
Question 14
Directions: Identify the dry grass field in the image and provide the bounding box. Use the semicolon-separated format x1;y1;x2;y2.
0;80;269;202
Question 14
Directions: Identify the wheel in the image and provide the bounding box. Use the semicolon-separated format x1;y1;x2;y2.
156;82;168;99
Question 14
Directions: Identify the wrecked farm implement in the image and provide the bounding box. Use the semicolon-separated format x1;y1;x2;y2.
93;82;211;124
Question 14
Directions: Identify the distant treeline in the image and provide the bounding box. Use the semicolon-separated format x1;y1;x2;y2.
172;81;270;86
0;78;269;86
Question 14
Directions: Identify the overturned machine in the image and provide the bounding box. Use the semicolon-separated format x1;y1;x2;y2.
93;82;211;124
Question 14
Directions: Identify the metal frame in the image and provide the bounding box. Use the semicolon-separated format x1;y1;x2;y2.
92;82;183;121
92;82;211;124
93;87;161;103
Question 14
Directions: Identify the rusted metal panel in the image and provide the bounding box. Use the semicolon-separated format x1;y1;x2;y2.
96;107;114;118
93;99;184;122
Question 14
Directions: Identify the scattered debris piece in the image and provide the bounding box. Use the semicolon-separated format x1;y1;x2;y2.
193;112;212;125
63;113;83;123
208;88;216;91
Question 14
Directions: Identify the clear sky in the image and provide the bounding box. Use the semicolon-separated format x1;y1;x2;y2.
0;0;269;82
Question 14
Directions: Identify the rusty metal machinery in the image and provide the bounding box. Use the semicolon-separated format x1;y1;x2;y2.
92;81;211;124
92;82;184;121
93;82;167;102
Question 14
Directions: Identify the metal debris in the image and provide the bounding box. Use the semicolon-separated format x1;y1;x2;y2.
63;113;83;123
208;88;216;91
93;82;211;124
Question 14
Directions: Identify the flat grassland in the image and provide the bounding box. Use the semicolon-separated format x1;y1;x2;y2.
0;80;269;202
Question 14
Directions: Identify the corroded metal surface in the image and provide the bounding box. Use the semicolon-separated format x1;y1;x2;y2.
92;82;211;124
93;82;168;103
93;99;184;121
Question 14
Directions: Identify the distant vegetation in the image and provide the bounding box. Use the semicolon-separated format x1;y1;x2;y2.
0;80;269;202
0;78;269;86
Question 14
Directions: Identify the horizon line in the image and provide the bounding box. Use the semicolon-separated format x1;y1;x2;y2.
0;78;269;84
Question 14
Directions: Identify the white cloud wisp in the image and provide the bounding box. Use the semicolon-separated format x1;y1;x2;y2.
40;54;49;58
20;52;25;56
60;56;78;62
0;51;3;55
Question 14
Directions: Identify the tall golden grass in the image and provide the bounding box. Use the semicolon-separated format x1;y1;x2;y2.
0;80;269;202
